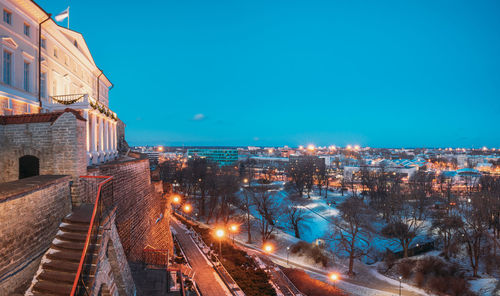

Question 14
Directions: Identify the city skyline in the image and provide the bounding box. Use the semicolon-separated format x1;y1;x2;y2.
39;0;500;148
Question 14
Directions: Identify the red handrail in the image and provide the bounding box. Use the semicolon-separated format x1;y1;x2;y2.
70;175;113;296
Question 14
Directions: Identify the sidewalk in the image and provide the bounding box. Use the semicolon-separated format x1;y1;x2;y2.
171;220;232;296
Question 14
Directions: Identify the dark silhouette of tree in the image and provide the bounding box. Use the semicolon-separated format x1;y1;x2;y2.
334;196;374;275
285;204;309;239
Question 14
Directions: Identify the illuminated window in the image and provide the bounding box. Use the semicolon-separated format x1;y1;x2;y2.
40;72;47;98
23;62;30;91
3;10;11;25
23;23;30;37
3;51;12;85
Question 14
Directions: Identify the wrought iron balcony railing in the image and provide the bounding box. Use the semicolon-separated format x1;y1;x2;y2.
48;93;117;121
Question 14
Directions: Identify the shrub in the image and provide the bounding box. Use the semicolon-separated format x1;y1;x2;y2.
397;259;413;279
290;241;331;267
414;271;425;288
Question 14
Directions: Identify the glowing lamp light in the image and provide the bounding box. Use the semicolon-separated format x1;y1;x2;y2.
183;204;192;213
216;229;225;238
229;224;239;233
329;273;339;281
299;145;304;150
346;145;352;150
263;243;273;253
158;146;164;152
243;178;248;183
307;144;315;151
354;145;360;151
172;195;181;204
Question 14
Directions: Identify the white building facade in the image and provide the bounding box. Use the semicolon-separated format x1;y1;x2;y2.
0;0;117;164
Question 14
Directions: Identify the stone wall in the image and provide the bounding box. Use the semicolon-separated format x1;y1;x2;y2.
0;175;72;295
88;158;173;261
91;209;136;296
0;111;87;204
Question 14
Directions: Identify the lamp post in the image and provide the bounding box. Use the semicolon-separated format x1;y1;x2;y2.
183;204;192;214
399;276;402;296
215;229;225;257
229;224;239;244
329;273;339;288
286;246;290;266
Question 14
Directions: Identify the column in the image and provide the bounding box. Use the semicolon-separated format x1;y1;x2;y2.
98;116;104;163
83;110;90;165
91;112;98;164
113;122;117;152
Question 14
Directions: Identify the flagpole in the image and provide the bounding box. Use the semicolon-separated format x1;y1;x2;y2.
67;6;70;29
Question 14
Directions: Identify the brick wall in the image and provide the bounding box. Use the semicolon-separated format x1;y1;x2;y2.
0;175;72;295
0;111;87;204
88;158;173;261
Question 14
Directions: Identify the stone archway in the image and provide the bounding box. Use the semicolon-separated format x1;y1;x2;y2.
19;155;39;179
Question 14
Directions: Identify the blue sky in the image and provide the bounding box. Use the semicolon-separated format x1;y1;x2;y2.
39;0;500;148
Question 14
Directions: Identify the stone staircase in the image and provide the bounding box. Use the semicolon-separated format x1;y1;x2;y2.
26;205;102;296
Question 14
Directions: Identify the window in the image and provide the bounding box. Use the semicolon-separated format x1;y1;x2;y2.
3;51;12;85
23;61;30;91
40;72;47;98
23;23;30;37
74;40;78;48
53;48;58;58
41;37;46;49
3;10;11;25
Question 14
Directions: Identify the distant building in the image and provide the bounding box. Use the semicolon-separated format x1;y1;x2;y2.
187;148;238;166
289;155;326;172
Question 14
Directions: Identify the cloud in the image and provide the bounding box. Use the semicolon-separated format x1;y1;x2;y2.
192;113;205;121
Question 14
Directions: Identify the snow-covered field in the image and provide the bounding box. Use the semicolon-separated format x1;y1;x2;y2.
233;184;499;295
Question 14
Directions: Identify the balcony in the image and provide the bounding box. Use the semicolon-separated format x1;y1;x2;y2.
46;93;117;121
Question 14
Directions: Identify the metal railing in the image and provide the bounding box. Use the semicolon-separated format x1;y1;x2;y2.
48;93;117;121
70;175;114;296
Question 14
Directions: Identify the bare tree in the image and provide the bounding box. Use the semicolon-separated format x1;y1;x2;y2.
252;187;281;243
334;196;374;275
458;196;488;277
382;192;427;258
285;204;309;239
430;213;463;259
239;187;254;243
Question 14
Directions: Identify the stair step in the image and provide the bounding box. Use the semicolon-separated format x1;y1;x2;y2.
32;280;73;296
56;232;88;243
38;270;76;284
42;260;80;273
47;250;83;263
52;240;85;251
60;223;90;233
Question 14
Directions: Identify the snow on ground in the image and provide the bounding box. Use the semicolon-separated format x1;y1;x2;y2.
469;278;499;296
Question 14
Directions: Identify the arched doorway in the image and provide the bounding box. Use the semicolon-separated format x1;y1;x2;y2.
19;155;39;179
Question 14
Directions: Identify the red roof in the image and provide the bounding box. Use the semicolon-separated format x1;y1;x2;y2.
0;108;86;125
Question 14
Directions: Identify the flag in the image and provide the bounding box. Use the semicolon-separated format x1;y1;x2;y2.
55;7;69;22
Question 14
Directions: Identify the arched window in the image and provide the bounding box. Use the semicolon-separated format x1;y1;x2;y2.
19;155;39;179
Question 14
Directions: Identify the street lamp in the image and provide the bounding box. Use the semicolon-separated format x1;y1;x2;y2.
229;224;239;244
329;273;339;288
263;243;273;254
399;276;402;296
172;195;181;205
215;229;225;257
183;204;192;214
